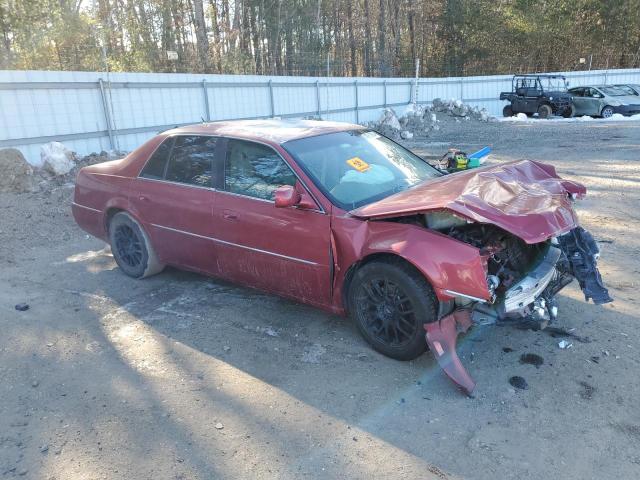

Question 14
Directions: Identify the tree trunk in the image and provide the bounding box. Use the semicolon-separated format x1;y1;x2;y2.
347;0;357;76
192;0;210;71
377;0;386;76
363;0;372;76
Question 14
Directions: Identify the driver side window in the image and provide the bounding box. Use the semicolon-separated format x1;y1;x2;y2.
224;139;297;201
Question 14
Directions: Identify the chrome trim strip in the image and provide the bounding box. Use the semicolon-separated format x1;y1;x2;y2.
443;289;488;303
72;202;101;213
137;175;215;192
150;223;320;266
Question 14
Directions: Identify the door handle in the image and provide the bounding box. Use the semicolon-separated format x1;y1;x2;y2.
223;210;238;221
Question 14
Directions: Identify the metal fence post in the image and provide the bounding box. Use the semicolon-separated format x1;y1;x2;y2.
459;77;464;102
383;80;387;108
98;78;115;150
315;80;321;118
268;79;275;117
202;79;211;121
354;80;359;124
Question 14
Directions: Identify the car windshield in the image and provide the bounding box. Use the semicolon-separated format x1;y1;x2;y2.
283;130;442;210
600;86;628;96
539;77;567;91
615;85;637;95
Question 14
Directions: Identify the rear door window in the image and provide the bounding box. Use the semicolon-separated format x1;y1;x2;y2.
165;136;218;187
140;138;173;179
224;139;297;200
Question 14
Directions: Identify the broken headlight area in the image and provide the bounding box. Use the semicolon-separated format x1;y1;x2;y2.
425;224;612;395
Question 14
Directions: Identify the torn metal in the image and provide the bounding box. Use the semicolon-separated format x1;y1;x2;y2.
425;226;612;394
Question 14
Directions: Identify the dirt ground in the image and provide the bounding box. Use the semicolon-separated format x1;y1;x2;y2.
1;119;640;480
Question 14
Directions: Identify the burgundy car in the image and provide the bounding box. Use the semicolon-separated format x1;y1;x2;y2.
73;119;611;393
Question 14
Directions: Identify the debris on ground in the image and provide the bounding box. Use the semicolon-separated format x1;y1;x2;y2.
578;381;596;400
0;148;34;193
544;326;592;343
558;340;573;349
509;376;529;390
256;326;279;337
369;99;493;139
14;303;29;311
41;141;76;176
214;422;224;430
519;353;544;368
301;343;326;364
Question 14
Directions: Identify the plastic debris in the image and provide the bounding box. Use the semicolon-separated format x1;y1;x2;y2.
15;303;29;311
558;340;573;349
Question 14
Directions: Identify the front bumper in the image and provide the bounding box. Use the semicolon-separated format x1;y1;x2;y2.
612;104;640;116
500;245;560;316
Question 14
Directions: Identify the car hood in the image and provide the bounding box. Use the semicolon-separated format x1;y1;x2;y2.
350;160;586;244
612;95;640;105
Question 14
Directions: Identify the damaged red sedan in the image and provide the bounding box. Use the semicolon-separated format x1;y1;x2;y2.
73;119;611;394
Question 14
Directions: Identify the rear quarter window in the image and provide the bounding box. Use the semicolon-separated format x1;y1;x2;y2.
140;138;173;179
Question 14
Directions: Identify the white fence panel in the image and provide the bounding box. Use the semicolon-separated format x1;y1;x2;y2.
1;68;639;164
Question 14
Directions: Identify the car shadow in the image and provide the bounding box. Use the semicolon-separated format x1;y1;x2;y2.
46;240;640;479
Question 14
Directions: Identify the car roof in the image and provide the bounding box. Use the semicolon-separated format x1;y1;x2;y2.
514;74;565;78
163;119;363;144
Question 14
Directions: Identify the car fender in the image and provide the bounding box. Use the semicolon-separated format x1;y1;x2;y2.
332;215;491;310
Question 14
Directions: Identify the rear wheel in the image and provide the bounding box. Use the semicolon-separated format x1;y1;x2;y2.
601;106;615;118
502;105;514;117
537;104;552;119
109;212;164;279
348;259;438;361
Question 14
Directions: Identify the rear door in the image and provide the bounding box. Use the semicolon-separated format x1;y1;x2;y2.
130;135;221;273
212;138;332;307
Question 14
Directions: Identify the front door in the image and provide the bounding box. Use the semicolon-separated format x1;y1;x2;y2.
129;135;221;273
213;138;332;307
570;88;588;115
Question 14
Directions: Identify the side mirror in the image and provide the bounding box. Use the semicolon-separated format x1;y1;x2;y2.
274;184;319;210
274;185;300;208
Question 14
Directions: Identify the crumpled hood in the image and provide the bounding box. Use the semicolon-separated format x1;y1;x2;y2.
350;160;586;244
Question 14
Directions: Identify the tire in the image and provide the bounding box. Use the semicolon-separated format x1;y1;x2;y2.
502;105;514;117
537;104;552;119
601;106;615;119
109;212;164;279
347;259;438;361
562;105;575;118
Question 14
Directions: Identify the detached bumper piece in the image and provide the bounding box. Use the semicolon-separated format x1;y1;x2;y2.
425;310;476;396
557;227;613;305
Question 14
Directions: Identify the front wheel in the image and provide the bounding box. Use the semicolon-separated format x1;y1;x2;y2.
503;105;514;117
537;104;552;119
348;260;438;361
562;105;575;118
109;212;164;278
601;106;615;118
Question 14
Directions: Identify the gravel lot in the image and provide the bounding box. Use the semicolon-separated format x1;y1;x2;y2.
1;119;640;480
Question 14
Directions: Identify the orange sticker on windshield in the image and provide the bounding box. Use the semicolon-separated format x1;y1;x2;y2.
346;157;370;172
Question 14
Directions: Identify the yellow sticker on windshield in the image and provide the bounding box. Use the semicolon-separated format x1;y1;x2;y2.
346;157;370;172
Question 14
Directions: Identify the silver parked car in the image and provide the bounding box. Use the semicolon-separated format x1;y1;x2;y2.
568;85;640;118
613;84;640;96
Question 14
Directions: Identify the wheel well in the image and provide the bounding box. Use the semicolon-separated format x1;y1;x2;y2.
104;207;124;234
341;253;430;314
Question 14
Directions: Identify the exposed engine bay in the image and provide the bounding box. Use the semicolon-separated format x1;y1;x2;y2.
418;212;613;395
